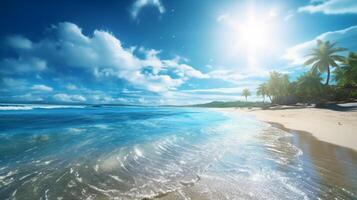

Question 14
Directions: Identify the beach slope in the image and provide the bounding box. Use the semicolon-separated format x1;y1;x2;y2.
226;105;357;151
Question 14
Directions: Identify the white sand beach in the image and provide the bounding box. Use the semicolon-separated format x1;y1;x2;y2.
220;104;357;151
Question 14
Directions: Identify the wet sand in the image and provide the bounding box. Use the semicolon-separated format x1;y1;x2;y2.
158;109;357;199
227;107;357;151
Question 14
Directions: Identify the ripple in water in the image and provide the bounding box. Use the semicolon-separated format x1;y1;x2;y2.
0;107;356;199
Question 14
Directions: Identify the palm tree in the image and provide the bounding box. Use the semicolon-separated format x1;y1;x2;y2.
241;88;251;101
266;71;290;103
304;40;346;85
296;71;324;103
256;83;268;102
334;52;357;88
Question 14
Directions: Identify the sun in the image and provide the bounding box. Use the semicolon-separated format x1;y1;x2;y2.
240;18;269;48
239;16;271;68
216;7;278;69
235;12;274;69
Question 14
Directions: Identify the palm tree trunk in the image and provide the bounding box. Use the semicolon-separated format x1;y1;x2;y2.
325;66;330;85
267;95;272;102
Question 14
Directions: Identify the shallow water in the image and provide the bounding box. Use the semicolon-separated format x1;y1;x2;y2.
0;105;356;199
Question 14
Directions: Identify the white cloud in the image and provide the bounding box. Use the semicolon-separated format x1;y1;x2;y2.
130;0;165;19
0;78;28;93
6;35;32;49
53;93;86;102
0;57;47;74
161;57;208;79
284;25;357;65
58;89;129;104
1;22;205;94
208;69;267;84
66;84;77;90
152;86;262;105
181;87;246;95
18;93;43;101
122;88;142;94
1;78;27;89
31;84;53;92
298;0;357;14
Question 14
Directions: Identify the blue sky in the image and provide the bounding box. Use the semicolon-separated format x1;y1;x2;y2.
0;0;357;105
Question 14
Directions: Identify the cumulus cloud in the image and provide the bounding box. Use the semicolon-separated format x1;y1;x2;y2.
53;93;86;102
3;22;252;105
298;0;357;15
284;25;357;65
6;35;32;49
208;69;267;84
1;22;204;94
130;0;165;19
31;84;53;92
0;57;47;74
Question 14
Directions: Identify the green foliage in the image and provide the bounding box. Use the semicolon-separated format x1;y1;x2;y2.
241;88;251;101
329;86;350;101
256;83;268;102
296;71;325;103
304;40;346;85
266;71;293;104
334;52;357;88
192;101;269;108
254;42;355;105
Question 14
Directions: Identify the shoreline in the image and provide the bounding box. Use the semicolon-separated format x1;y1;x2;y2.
215;107;357;151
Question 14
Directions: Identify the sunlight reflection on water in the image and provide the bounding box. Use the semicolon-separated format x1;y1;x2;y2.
0;106;356;199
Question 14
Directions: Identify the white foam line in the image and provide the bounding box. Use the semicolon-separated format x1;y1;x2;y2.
19;173;35;181
86;184;117;197
55;172;68;183
11;189;17;197
0;104;85;111
109;175;124;183
44;189;49;200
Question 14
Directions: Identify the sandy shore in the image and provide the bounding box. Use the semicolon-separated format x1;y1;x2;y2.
220;106;357;151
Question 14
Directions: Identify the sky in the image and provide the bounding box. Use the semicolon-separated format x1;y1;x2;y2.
0;0;357;105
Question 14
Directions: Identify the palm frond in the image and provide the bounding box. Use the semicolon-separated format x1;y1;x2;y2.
328;59;338;67
328;41;337;49
330;55;345;62
303;57;319;66
329;47;347;54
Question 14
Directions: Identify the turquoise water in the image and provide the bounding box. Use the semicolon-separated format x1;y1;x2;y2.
0;105;356;199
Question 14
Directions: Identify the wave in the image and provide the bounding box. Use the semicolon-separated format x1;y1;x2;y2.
1;108;356;199
0;104;85;110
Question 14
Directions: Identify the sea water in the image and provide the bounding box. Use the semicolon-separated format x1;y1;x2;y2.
0;105;356;199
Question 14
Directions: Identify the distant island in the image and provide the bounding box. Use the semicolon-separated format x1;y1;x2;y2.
189;100;269;108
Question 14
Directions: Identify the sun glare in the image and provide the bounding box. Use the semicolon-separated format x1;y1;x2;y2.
240;18;269;48
217;7;276;69
239;15;272;69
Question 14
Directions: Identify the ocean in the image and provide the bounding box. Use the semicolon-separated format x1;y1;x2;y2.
0;105;356;199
